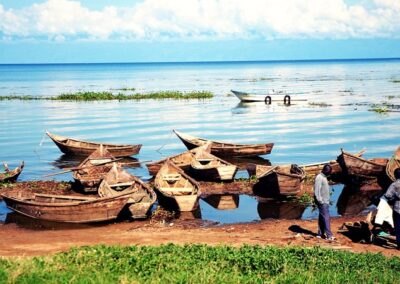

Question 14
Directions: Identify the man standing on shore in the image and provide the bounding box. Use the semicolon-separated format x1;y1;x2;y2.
314;165;335;240
384;168;400;250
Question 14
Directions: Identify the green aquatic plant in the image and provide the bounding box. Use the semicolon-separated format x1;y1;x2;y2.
0;244;399;283
110;87;136;91
390;79;400;83
308;102;332;107
0;91;214;101
297;193;314;206
369;107;389;114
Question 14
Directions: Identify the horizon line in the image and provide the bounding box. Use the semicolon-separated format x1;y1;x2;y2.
1;57;400;66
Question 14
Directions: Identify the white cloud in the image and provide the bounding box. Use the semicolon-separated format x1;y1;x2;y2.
0;0;399;41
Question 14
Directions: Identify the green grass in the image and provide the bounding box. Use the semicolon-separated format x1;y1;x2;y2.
0;91;213;101
369;106;389;113
0;244;399;283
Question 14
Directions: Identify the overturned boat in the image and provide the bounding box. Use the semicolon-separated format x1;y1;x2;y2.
46;130;141;157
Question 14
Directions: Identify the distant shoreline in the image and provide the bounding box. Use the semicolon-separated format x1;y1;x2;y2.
1;57;400;66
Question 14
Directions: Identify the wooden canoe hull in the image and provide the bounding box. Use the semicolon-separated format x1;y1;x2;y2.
190;165;237;181
261;172;303;196
146;150;195;176
173;130;274;157
301;161;342;177
338;151;388;177
46;131;141;157
0;162;24;183
1;194;131;223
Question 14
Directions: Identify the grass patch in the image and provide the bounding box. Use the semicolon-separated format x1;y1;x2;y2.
369;107;389;113
0;91;213;101
308;102;332;107
0;244;399;283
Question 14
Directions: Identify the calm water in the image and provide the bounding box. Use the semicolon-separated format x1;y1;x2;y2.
1;59;399;225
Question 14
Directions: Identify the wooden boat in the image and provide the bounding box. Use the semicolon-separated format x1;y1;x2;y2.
1;191;137;223
173;130;274;157
248;164;306;196
203;194;239;210
46;130;141;157
72;146;117;192
146;146;210;176
338;149;388;177
154;160;200;212
0;161;24;183
190;147;237;181
98;163;156;218
386;147;400;181
300;160;341;177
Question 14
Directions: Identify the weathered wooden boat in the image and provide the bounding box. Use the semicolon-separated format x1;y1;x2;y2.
72;146;117;192
386;147;400;181
146;146;210;176
98;163;156;218
46;130;141;157
1;191;138;223
338;149;388;177
190;147;237;181
300;160;342;177
0;161;24;183
248;164;306;196
173;130;274;157
203;194;239;210
154;160;200;212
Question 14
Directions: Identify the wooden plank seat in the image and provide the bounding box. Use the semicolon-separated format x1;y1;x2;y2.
162;174;181;182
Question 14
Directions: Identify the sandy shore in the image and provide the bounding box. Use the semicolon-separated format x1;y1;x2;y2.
0;216;398;258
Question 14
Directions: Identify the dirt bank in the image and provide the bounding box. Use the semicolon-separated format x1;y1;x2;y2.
0;216;398;257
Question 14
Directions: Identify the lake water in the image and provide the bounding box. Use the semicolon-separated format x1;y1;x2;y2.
0;59;399;225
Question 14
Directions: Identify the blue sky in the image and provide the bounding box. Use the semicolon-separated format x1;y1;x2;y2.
1;0;399;63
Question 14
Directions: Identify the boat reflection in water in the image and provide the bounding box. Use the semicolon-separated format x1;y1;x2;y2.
337;184;383;216
177;207;202;220
202;194;239;210
257;197;306;220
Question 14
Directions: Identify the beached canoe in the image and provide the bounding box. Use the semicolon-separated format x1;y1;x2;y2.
386;147;400;181
98;163;156;218
0;161;24;183
190;147;237;181
1;191;136;223
146;146;210;176
154;160;200;212
72;146;117;192
173;130;274;157
248;164;306;196
338;149;388;177
46;130;141;157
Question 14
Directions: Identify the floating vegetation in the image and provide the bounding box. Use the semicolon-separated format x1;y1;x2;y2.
1;244;399;283
308;102;332;107
110;87;136;91
390;79;400;83
385;95;396;100
369;107;389;114
340;89;353;93
0;91;214;101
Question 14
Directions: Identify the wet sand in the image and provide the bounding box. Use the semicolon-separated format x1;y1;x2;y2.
1;216;398;258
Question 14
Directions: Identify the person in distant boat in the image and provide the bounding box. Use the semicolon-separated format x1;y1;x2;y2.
314;165;335;241
384;168;400;250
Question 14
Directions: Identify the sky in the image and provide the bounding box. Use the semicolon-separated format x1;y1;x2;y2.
0;0;400;63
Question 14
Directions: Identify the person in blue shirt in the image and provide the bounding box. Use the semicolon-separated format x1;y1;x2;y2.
314;165;335;240
384;168;400;250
